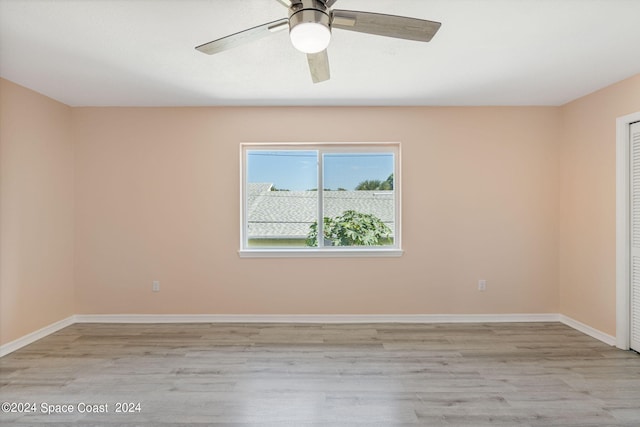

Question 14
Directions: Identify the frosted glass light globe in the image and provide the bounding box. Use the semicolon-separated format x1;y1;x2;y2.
290;22;331;54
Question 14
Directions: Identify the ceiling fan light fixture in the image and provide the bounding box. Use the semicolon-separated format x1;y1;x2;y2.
290;22;331;53
289;8;331;54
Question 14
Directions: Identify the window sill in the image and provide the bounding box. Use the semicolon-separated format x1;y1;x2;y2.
238;248;404;258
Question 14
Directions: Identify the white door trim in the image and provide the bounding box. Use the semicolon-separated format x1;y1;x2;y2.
616;111;640;350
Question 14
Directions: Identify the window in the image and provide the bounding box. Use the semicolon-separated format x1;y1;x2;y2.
240;143;402;257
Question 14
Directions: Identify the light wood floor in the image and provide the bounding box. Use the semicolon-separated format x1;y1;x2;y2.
1;322;639;426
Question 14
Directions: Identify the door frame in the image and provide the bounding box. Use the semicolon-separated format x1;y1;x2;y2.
616;111;640;350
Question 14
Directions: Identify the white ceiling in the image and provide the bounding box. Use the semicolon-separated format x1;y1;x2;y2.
1;0;639;107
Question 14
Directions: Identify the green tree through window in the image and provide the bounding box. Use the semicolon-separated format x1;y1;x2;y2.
355;173;394;190
306;210;392;247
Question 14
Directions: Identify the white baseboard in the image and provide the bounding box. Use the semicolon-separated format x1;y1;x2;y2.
3;313;614;357
559;314;616;346
74;313;561;324
0;315;76;357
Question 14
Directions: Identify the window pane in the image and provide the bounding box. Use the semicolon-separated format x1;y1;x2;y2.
246;150;318;247
322;153;395;246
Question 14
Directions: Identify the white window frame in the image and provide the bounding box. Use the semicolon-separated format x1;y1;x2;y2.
239;142;403;258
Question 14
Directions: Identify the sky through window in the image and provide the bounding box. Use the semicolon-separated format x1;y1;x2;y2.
247;151;393;191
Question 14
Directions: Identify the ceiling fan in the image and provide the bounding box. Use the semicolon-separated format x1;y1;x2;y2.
195;0;441;83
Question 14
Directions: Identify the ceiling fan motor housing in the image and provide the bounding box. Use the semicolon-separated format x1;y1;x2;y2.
288;0;331;22
288;0;332;53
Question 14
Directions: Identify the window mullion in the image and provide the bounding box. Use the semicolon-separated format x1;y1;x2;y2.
317;150;324;248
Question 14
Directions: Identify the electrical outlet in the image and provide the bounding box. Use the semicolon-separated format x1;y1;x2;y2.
478;280;487;291
152;280;160;292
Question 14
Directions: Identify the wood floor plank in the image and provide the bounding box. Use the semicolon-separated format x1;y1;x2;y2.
1;322;639;425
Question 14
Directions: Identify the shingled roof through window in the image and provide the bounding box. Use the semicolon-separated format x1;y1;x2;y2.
247;183;395;239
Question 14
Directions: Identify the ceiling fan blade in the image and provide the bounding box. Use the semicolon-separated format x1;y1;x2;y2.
307;50;330;83
195;18;289;55
331;10;441;42
274;0;292;8
325;0;338;7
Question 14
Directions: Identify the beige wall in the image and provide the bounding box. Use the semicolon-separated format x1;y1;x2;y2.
73;106;561;316
559;74;640;335
4;73;637;347
0;79;75;345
